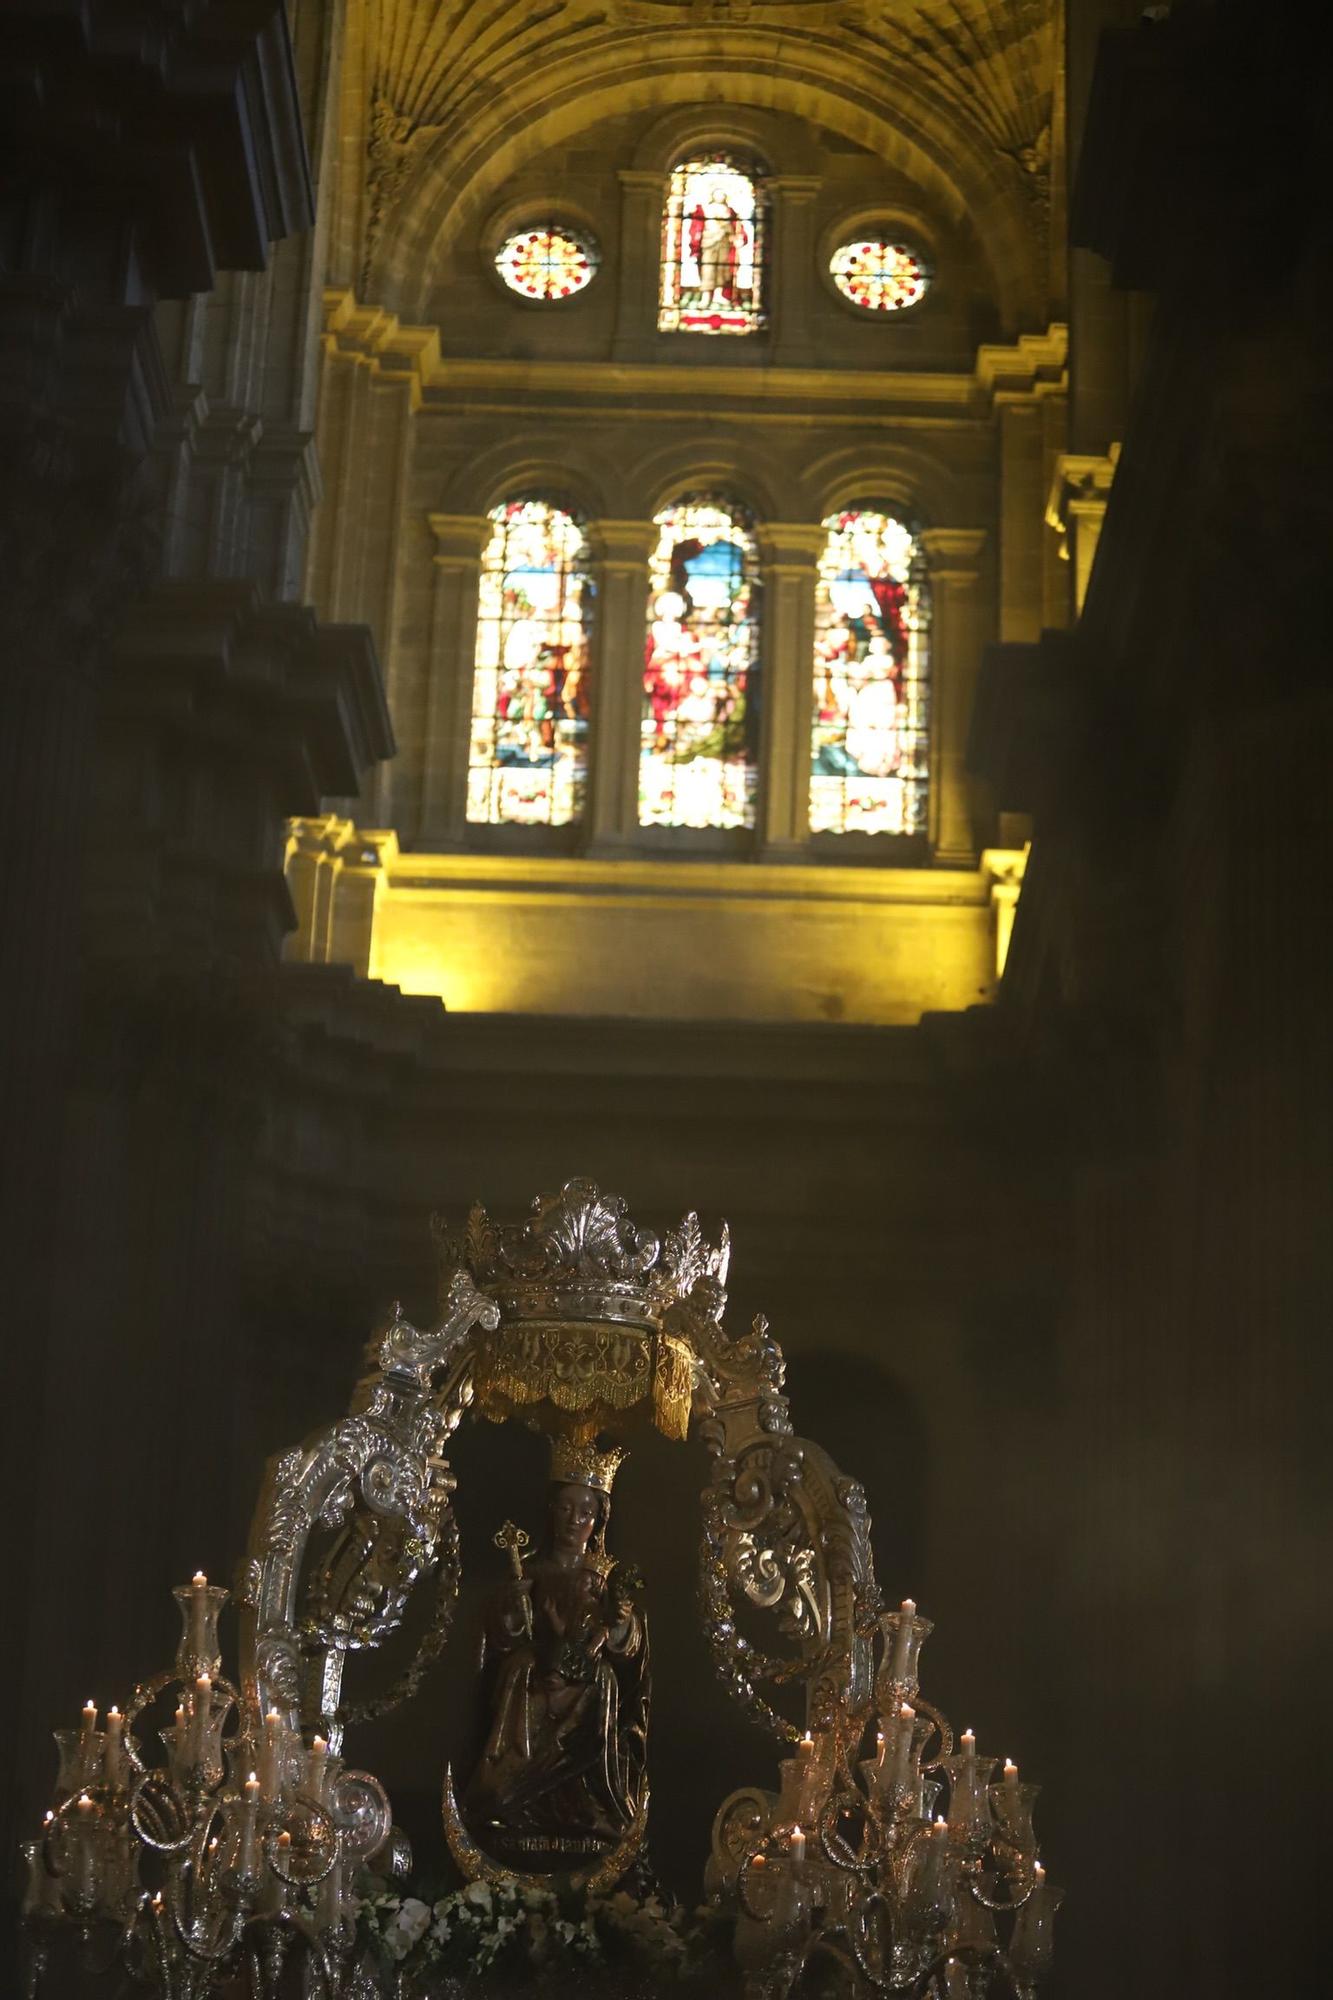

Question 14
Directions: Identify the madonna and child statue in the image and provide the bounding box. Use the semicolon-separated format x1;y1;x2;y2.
454;1432;650;1878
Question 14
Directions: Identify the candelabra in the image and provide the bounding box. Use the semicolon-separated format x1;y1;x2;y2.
719;1602;1060;1998
21;1572;396;2000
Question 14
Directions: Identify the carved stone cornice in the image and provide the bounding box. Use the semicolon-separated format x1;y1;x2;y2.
323;289;442;411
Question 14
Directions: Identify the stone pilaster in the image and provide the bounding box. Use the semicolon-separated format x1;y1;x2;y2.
612;171;667;362
418;513;491;845
755;523;824;858
768;176;822;367
919;528;990;866
585;520;656;851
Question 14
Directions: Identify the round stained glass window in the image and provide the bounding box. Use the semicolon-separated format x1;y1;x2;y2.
829;239;929;314
496;224;599;302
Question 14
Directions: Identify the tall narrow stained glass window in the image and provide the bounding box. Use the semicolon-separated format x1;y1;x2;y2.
658;153;768;335
467;499;593;827
640;495;761;829
809;509;931;838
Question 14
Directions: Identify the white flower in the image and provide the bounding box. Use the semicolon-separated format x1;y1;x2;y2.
464;1880;493;1908
385;1928;413;1962
393;1897;431;1946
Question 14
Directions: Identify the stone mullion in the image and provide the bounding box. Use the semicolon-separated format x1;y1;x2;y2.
585;521;655;852
419;514;490;846
768;176;822;368
919;528;989;865
612;171;667;363
756;525;824;856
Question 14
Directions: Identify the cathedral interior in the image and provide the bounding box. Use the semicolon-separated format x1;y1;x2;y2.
1;0;1328;1992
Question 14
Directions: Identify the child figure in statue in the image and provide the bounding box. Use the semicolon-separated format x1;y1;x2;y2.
463;1437;648;1871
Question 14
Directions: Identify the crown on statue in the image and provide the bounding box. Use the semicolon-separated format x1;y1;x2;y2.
549;1434;628;1495
435;1177;730;1332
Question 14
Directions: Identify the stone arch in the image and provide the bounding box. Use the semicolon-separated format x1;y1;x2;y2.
806;440;963;529
438;440;615;524
627;102;820;178
380;42;1040;330
631;437;793;525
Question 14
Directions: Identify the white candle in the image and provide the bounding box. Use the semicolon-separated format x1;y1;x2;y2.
260;1709;284;1802
960;1728;976;1762
189;1573;209;1661
308;1735;328;1801
789;1824;806;1869
237;1773;261;1875
797;1730;814;1760
1003;1758;1019;1789
103;1708;124;1790
892;1703;916;1784
875;1730;886;1767
193;1676;212;1765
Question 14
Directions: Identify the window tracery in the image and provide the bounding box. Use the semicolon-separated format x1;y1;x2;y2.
495;223;599;301
640;494;761;830
829;237;929;313
468;499;593;827
809;508;931;838
658;153;768;335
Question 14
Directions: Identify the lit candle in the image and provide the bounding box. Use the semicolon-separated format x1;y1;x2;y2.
797;1730;814;1760
789;1824;806;1869
103;1708;124;1790
1033;1861;1045;1884
237;1773;261;1876
875;1729;886;1767
960;1727;976;1763
189;1572;209;1661
1003;1758;1019;1789
308;1735;328;1801
75;1793;96;1900
751;1851;766;1871
890;1598;917;1682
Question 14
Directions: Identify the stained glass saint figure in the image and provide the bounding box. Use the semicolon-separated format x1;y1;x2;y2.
639;495;761;830
659;154;767;335
468;500;593;827
809;509;931;838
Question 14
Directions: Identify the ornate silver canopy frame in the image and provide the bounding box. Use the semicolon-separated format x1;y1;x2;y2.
21;1180;1058;1998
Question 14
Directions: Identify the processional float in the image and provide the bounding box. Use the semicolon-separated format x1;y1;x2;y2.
20;1180;1059;1996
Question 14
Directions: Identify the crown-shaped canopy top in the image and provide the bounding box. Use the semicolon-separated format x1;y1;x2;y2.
438;1177;730;1333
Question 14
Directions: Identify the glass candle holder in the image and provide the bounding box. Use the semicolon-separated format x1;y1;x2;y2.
52;1729;88;1800
1009;1870;1062;1976
877;1606;933;1701
989;1777;1040;1860
939;1749;996;1852
173;1579;228;1678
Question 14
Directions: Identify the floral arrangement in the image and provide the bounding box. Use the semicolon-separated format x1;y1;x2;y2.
355;1872;732;1995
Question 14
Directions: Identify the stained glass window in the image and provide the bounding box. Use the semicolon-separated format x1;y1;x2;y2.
809;509;931;838
640;495;760;830
658;154;767;335
495;224;598;302
829;239;929;314
468;499;593;827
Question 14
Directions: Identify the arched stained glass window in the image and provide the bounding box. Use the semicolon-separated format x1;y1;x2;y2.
496;223;598;301
658;153;768;335
467;499;593;827
809;509;931;838
640;494;760;830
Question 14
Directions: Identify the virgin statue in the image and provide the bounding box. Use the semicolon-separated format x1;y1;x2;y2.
461;1436;649;1872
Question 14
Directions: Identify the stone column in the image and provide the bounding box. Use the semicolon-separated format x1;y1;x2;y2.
768;176;822;368
919;528;990;866
585;520;655;852
419;513;490;845
755;523;824;857
612;170;667;362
